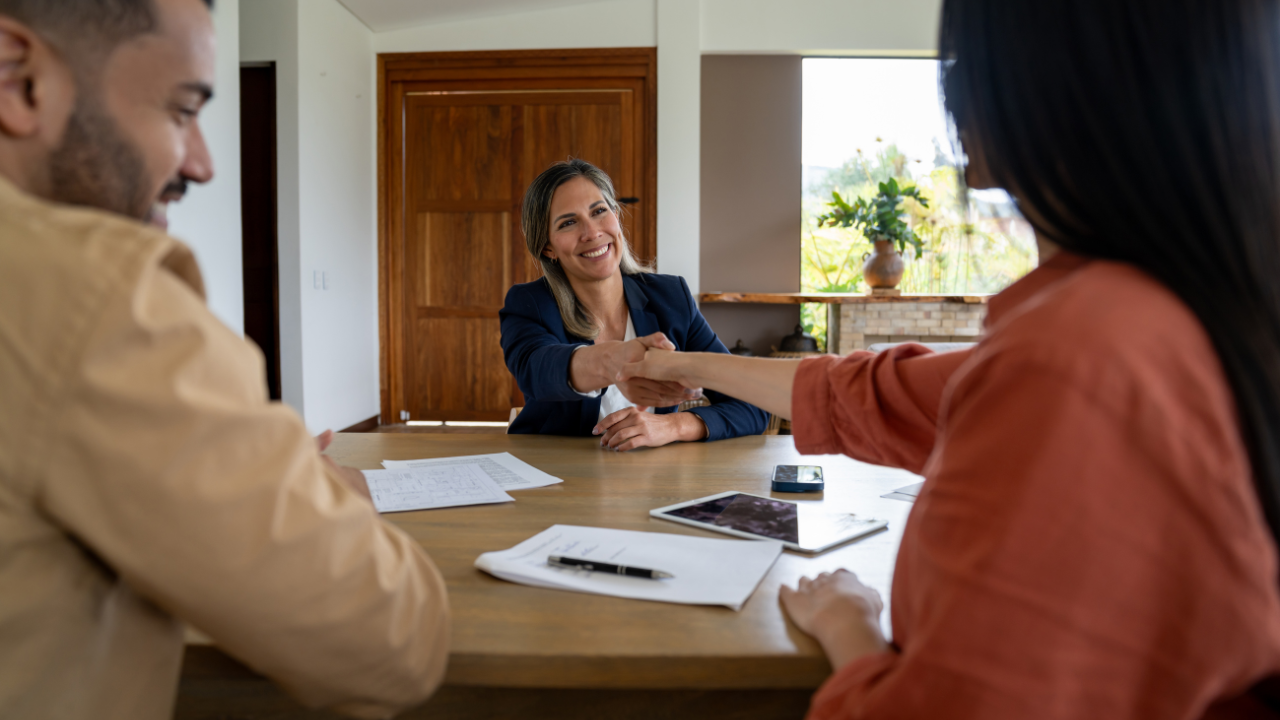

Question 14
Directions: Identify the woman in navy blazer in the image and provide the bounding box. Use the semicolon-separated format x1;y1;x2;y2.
500;159;767;450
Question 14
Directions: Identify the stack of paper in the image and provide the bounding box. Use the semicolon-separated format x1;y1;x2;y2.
382;452;562;491
476;525;783;611
364;466;513;513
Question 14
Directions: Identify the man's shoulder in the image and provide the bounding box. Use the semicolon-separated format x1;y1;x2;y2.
0;182;210;400
0;181;189;303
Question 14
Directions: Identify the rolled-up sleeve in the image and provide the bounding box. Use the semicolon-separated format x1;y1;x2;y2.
40;252;450;718
790;344;970;473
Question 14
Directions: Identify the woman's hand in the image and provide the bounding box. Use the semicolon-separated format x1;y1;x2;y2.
571;332;700;406
616;346;702;391
593;407;707;451
619;351;802;420
613;334;701;406
780;570;890;671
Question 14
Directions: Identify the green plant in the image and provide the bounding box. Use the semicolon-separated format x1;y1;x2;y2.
815;178;930;256
799;142;1036;345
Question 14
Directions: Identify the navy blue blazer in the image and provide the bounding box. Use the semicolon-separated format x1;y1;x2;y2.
499;273;768;440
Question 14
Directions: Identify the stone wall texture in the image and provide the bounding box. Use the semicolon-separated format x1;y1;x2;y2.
828;301;988;354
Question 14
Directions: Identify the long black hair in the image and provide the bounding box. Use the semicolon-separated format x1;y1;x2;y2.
939;0;1280;549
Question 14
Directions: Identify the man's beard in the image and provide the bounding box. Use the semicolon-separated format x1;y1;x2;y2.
47;92;152;222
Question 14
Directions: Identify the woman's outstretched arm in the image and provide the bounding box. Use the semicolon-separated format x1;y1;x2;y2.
617;352;802;419
621;344;970;472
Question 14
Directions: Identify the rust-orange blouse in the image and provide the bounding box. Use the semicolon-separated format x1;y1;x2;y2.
792;253;1280;719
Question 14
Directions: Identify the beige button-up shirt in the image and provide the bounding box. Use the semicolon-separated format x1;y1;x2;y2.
0;176;450;720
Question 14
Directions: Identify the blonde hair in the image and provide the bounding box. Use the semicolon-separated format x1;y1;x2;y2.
521;159;651;340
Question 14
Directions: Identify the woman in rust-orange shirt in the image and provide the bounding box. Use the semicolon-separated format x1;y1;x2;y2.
616;0;1280;717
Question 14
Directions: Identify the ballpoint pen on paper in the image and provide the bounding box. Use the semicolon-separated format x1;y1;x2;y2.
547;555;675;580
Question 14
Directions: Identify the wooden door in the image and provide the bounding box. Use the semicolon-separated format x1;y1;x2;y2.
380;49;657;423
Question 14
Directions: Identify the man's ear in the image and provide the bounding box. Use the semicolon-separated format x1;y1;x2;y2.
0;17;72;140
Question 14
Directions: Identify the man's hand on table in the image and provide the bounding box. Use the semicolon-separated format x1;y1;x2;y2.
315;429;372;501
780;570;889;671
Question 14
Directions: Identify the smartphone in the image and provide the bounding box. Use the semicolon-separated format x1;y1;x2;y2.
771;465;824;493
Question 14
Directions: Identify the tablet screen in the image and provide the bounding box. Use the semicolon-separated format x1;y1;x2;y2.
665;493;799;543
656;492;887;552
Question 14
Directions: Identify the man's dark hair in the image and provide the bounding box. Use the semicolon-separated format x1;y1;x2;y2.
0;0;213;75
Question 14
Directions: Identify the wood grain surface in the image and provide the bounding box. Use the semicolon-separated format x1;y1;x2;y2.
331;433;917;689
179;434;920;718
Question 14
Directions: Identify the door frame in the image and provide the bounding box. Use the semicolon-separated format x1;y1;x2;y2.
377;48;658;425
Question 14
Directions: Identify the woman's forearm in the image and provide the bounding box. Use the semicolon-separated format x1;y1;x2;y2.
671;354;802;420
568;343;616;393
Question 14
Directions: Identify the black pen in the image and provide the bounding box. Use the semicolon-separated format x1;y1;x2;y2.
547;555;675;579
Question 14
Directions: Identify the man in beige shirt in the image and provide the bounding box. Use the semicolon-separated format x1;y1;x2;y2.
0;1;450;718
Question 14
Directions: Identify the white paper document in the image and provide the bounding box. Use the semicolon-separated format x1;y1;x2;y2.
882;481;925;503
381;452;562;491
475;525;784;611
365;465;513;513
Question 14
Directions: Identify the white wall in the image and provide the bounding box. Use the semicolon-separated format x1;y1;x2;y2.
242;0;377;433
169;0;242;333
373;0;655;53
296;0;379;434
656;0;701;292
701;0;942;54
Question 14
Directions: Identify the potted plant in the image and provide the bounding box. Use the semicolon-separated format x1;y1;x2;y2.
815;177;930;292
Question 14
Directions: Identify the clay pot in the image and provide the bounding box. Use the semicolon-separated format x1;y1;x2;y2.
862;239;905;289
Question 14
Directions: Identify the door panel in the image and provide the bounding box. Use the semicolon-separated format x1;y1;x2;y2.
408;103;512;202
412;211;511;309
380;49;657;423
522;101;642;258
411;317;511;422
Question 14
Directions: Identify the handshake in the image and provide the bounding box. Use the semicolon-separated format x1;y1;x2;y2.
596;332;703;409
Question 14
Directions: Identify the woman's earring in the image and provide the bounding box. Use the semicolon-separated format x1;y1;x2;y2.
549;256;559;264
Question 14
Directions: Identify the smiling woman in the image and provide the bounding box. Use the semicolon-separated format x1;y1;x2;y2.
499;159;768;450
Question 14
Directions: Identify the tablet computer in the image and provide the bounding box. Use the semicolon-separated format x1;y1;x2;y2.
650;491;887;554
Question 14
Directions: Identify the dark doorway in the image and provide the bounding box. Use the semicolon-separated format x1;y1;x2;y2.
240;63;281;400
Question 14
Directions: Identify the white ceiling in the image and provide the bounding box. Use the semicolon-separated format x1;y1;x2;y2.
337;0;614;33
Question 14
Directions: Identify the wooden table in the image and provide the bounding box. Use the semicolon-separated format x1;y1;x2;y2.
177;434;919;720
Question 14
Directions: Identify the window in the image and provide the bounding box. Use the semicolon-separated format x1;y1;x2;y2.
801;58;1036;347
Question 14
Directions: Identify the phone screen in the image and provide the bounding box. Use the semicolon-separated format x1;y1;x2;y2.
773;465;823;484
